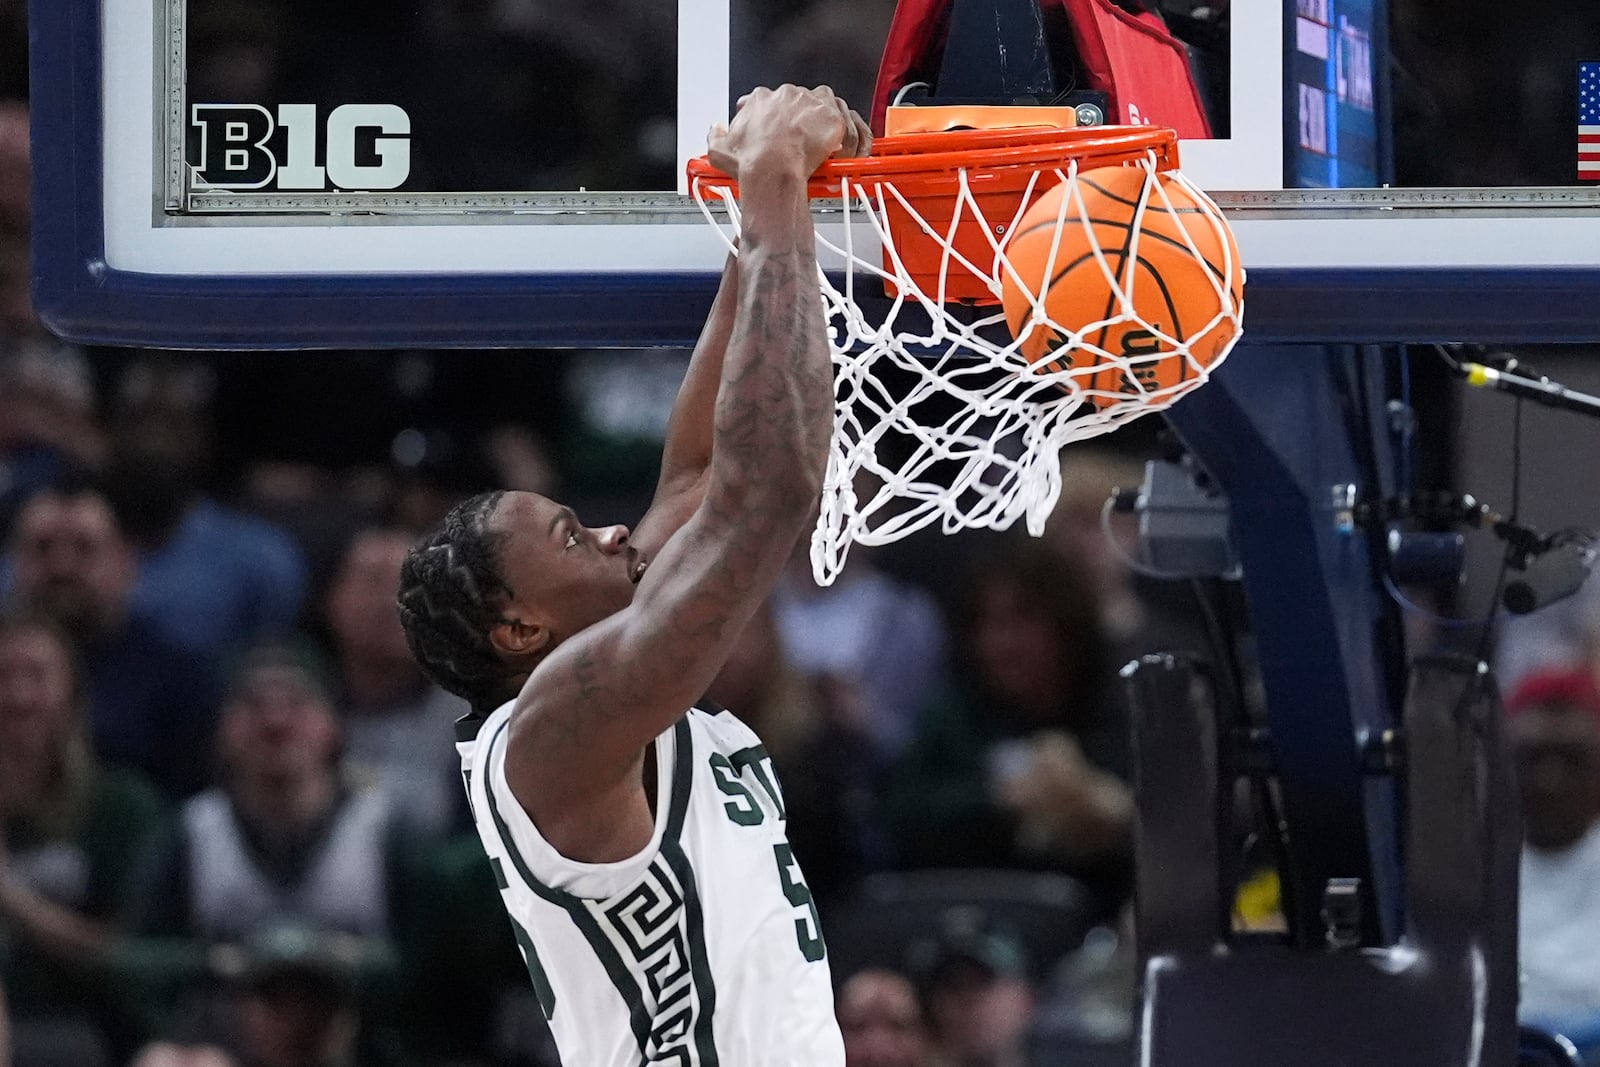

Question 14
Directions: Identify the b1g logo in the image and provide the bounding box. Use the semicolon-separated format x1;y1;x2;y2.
188;104;411;191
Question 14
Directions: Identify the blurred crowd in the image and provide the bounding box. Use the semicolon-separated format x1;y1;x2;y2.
0;304;1177;1067
0;310;1200;1067
0;4;1178;1051
3;0;1600;1065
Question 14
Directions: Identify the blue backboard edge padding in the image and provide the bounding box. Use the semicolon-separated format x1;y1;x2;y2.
33;266;1600;350
30;0;1600;350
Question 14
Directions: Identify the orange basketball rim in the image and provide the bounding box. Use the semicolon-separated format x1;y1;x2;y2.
686;125;1183;305
687;123;1245;588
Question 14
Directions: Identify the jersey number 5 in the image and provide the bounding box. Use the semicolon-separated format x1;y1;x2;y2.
773;843;826;962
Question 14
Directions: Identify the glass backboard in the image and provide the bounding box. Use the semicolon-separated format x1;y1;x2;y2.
26;0;1600;348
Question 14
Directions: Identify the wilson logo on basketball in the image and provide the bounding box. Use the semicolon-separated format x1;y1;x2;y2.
187;104;412;192
1120;329;1162;357
1000;165;1244;409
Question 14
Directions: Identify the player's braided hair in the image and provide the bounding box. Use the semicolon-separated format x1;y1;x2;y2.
396;491;520;714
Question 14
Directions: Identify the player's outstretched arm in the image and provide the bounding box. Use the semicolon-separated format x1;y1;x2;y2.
628;252;739;555
504;86;868;828
633;104;870;555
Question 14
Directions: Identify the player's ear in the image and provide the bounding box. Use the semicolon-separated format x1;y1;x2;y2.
490;616;550;657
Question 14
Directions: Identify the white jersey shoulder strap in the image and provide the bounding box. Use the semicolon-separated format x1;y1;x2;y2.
470;708;723;1064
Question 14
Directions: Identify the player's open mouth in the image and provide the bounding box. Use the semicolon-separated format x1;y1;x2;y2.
631;557;649;584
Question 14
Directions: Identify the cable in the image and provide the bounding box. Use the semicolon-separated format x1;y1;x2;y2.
1100;495;1176;580
1430;343;1462;373
1188;578;1247;723
1351;346;1410;702
1104;481;1288;902
890;82;932;108
1186;576;1247;928
1188;575;1294;942
1381;571;1505;631
1473;395;1523;667
1420;344;1528;648
1456;360;1600;420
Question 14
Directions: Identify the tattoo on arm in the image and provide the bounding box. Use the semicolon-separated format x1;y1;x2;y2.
508;192;832;806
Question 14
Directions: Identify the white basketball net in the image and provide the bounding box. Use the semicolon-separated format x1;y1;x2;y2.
690;153;1243;586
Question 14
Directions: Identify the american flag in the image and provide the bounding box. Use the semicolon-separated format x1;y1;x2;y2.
1582;62;1600;181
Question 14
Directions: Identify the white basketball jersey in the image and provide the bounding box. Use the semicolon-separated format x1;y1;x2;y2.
458;702;845;1067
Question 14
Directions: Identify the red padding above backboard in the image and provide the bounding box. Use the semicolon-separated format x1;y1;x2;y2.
872;0;947;133
872;0;1212;139
1057;0;1212;137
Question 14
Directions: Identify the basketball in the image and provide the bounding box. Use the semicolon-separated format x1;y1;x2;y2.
999;165;1244;406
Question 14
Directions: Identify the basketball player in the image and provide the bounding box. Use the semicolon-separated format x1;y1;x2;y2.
397;85;871;1066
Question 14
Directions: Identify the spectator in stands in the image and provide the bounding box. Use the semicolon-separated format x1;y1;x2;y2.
0;613;166;1064
485;0;676;188
705;599;882;905
0;104;108;538
130;1045;237;1067
910;921;1035;1067
838;968;931;1067
744;0;896;116
1510;669;1600;1045
184;0;285;104
106;357;308;661
136;643;409;990
221;922;403;1067
134;922;403;1067
323;524;466;838
0;346;106;544
397;835;557;1067
384;429;499;536
773;543;948;761
4;478;221;798
882;543;1133;913
0;101;32;343
1031;914;1138;1060
236;463;384;606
